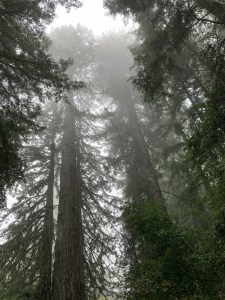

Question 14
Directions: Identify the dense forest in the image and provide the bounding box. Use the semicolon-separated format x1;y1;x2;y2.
0;0;225;299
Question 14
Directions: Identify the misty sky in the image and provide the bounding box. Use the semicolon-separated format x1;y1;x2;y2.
49;0;127;35
6;1;128;212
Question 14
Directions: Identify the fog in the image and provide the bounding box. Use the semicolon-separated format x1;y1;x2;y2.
48;0;126;35
1;1;225;299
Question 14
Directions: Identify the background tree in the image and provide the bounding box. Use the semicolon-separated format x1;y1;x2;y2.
101;4;225;298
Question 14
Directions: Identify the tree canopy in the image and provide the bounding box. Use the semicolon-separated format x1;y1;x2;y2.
1;2;225;300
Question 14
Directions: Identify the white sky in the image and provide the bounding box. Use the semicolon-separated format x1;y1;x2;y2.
48;0;127;36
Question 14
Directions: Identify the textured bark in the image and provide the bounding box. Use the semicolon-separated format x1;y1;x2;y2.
53;101;86;300
39;114;56;300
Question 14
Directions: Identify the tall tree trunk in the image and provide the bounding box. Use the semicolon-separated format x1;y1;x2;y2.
39;110;56;300
123;85;164;207
120;83;167;287
53;99;86;300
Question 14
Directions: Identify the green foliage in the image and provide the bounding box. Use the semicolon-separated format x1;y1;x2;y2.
0;105;41;206
0;0;83;198
104;0;225;179
103;5;225;298
187;38;225;184
123;201;223;299
0;28;122;299
0;101;60;300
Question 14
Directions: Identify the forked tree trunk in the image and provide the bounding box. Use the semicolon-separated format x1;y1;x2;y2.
53;101;86;300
